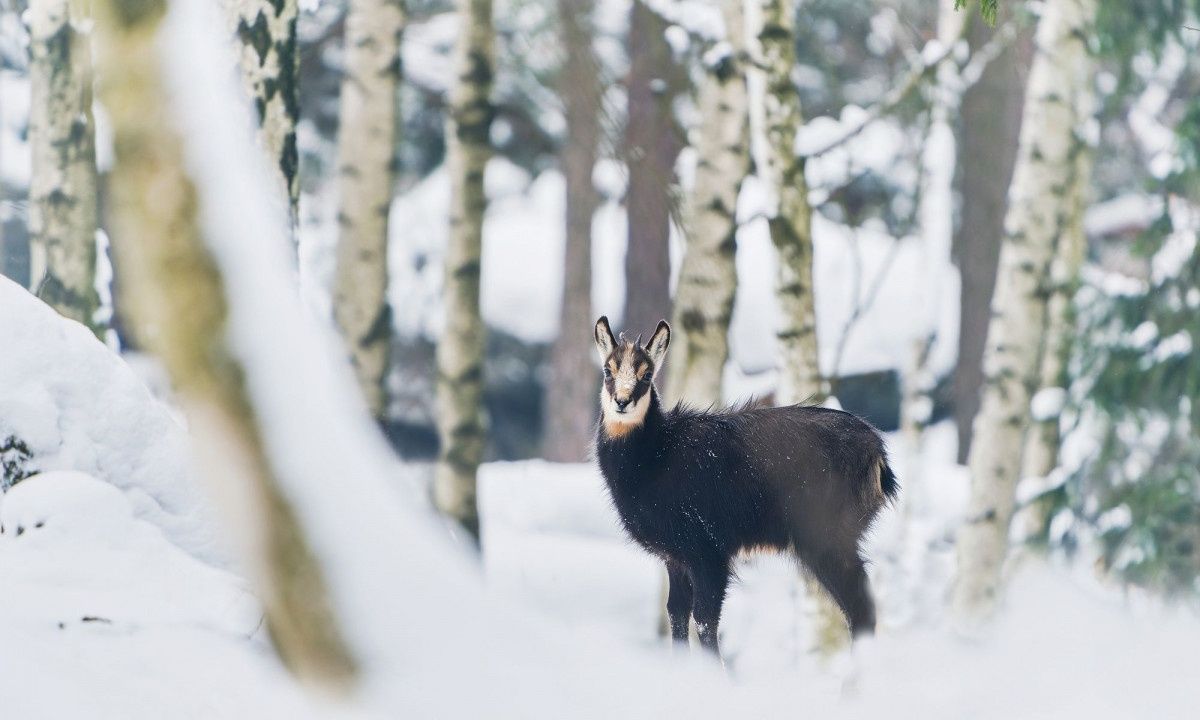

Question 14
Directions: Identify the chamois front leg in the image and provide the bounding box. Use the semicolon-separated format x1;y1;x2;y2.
665;560;694;645
690;562;730;658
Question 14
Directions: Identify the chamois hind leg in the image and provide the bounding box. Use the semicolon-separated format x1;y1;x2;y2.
804;545;877;637
665;559;694;645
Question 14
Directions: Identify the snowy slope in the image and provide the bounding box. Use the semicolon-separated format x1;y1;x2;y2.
0;276;226;566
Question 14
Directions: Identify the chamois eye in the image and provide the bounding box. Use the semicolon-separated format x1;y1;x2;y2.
638;374;651;385
603;367;612;378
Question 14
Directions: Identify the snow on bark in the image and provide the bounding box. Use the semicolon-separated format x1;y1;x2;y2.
542;0;601;462
757;0;820;405
664;0;748;409
92;0;356;687
27;0;101;337
434;0;494;538
953;0;1095;625
331;0;403;420
222;0;300;232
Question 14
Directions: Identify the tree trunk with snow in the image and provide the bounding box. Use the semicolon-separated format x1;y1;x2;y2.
1018;142;1091;533
434;0;494;538
93;0;356;687
28;0;101;337
222;0;300;231
758;0;820;405
543;0;601;462
953;17;1034;464
331;0;403;420
664;0;748;409
623;0;682;338
953;0;1095;624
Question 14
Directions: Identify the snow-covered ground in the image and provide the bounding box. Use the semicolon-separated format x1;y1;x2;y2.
2;275;1200;717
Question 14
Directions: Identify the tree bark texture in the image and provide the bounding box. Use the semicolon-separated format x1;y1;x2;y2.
28;0;102;336
222;0;300;230
952;0;1095;624
623;0;682;338
664;0;748;409
332;0;403;420
543;0;602;462
93;0;356;688
434;0;494;538
759;0;820;405
953;16;1034;463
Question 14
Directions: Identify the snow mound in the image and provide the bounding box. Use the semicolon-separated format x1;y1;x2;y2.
0;471;257;634
0;472;308;719
0;276;225;565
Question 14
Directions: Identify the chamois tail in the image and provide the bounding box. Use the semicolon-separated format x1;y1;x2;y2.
878;458;899;503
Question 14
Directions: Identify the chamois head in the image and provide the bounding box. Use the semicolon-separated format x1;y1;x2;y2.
594;316;670;436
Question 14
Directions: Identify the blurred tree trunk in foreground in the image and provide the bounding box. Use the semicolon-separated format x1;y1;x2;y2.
953;14;1034;463
543;0;602;462
28;0;102;337
332;0;403;420
92;0;356;687
223;0;300;233
623;0;681;338
664;0;748;408
953;0;1095;625
435;0;494;539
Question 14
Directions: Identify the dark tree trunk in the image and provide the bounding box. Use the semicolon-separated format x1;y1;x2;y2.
543;0;602;462
623;0;682;337
952;18;1033;463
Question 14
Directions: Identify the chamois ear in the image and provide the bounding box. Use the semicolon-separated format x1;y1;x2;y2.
645;320;670;372
594;316;617;363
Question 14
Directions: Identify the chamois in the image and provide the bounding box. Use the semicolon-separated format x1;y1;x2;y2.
592;316;898;658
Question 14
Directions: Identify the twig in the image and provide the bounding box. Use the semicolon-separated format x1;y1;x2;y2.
830;233;905;381
799;40;958;160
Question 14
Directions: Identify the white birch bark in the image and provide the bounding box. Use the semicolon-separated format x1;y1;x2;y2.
434;0;493;538
28;0;101;336
664;0;749;408
758;0;820;405
953;0;1095;624
92;0;356;687
1017;127;1092;536
332;0;403;420
222;0;300;230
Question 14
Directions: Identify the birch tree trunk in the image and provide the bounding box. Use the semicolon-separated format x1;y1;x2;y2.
543;0;601;462
223;0;300;230
623;0;681;337
759;0;820;405
755;0;843;656
28;0;102;337
1018;137;1091;536
92;0;356;687
953;0;1095;624
434;0;493;538
332;0;403;420
664;0;748;409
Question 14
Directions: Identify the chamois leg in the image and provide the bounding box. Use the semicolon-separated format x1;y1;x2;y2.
689;562;730;657
665;560;694;645
806;548;877;637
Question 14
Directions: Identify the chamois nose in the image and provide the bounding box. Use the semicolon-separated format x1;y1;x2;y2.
614;397;631;412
